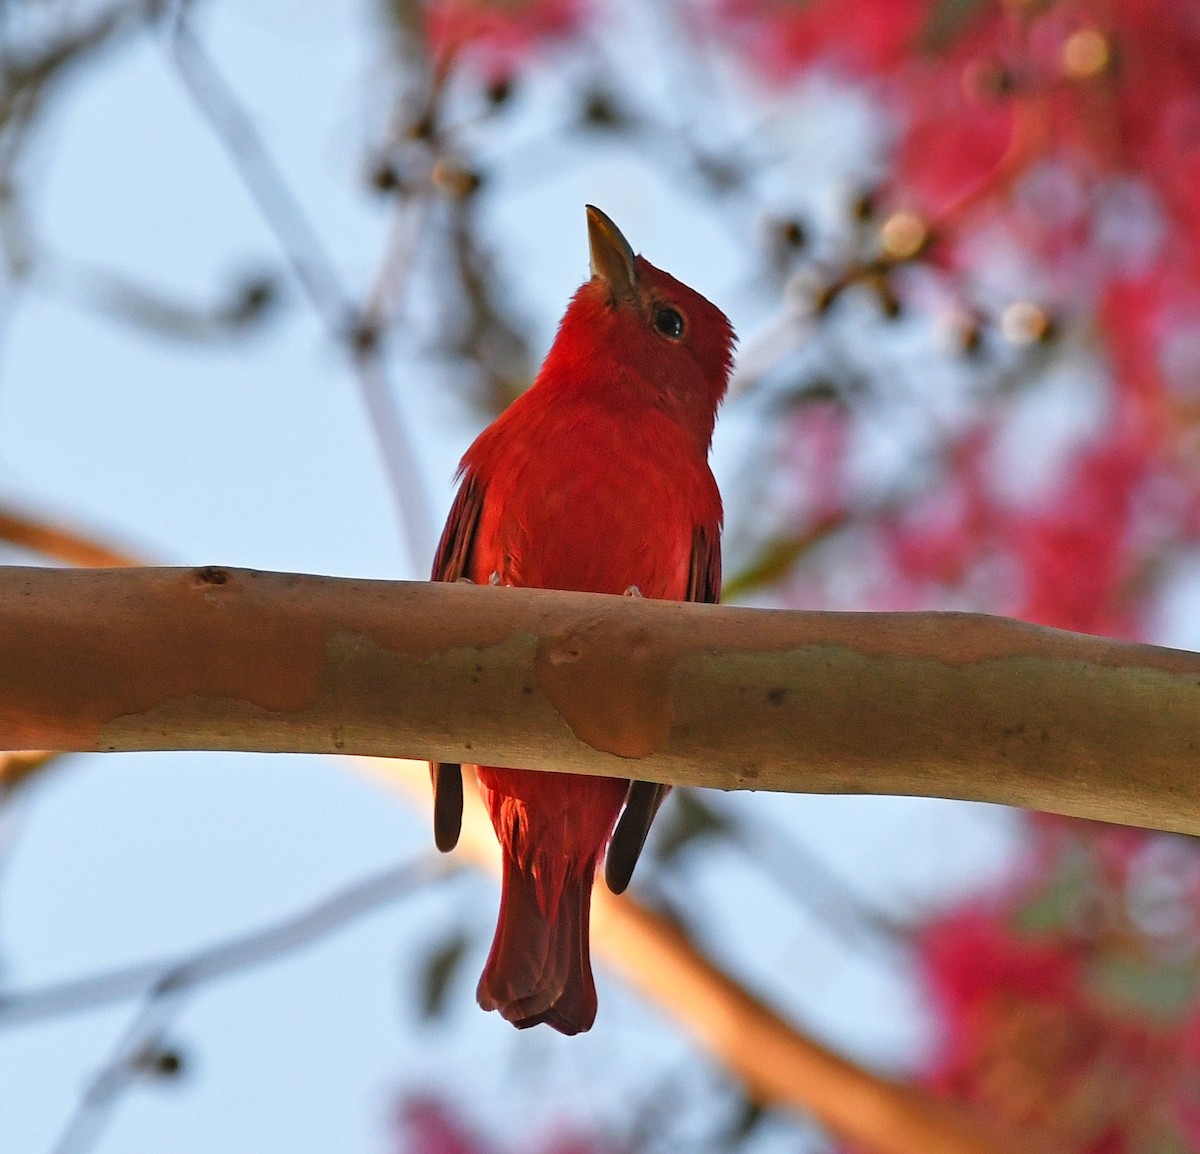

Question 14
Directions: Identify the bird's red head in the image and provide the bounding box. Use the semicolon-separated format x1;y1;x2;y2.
536;206;736;450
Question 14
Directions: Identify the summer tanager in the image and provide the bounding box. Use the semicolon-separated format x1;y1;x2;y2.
430;206;735;1034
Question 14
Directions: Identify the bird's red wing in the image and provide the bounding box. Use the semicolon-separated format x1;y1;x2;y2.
428;472;487;852
604;523;721;893
686;522;722;605
431;471;485;583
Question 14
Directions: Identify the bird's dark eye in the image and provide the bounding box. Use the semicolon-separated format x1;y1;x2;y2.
653;306;685;340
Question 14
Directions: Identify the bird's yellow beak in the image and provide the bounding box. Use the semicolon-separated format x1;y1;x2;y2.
586;205;639;302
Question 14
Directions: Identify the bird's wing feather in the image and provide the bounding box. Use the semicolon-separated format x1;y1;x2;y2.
605;522;720;893
432;471;485;584
686;522;722;605
428;472;487;852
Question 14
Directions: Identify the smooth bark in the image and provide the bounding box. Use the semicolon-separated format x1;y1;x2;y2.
1;564;1198;834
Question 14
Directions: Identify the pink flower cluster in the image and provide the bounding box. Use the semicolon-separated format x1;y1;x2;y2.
913;819;1200;1152
714;1;1200;638
422;0;584;73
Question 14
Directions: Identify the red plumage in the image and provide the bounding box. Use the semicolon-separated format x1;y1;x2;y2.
430;207;735;1034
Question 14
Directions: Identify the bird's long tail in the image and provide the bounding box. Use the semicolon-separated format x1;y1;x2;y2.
476;851;597;1036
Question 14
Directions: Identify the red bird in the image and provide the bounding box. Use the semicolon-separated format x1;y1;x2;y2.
430;206;735;1034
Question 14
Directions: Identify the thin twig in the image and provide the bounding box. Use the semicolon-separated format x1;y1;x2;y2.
28;246;279;343
0;853;456;1026
350;339;437;564
166;19;347;328
0;0;154;126
359;198;429;333
49;989;186;1154
726;804;913;954
0;506;454;1147
163;14;435;567
0;2;158;386
40;852;454;1154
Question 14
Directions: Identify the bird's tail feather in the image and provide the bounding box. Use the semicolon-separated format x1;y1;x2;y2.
476;853;597;1035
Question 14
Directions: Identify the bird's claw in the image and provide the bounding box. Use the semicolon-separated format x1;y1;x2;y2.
623;585;643;597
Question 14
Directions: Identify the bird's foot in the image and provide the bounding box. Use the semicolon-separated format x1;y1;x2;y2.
623;585;643;597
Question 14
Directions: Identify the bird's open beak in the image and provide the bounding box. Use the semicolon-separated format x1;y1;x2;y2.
586;205;639;302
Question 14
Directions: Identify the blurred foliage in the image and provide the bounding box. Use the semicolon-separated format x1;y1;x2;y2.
416;929;473;1021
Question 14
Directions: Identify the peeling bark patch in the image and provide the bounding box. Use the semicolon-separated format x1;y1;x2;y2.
3;567;329;749
534;616;676;759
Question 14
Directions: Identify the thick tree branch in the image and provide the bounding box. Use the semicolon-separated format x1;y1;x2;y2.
2;564;1200;833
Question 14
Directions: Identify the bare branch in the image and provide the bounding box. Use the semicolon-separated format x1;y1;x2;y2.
3;564;1200;835
0;852;453;1026
49;991;184;1154
0;749;59;790
0;504;140;568
0;1;154;126
163;17;436;566
35;852;449;1154
165;18;348;327
28;248;280;342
